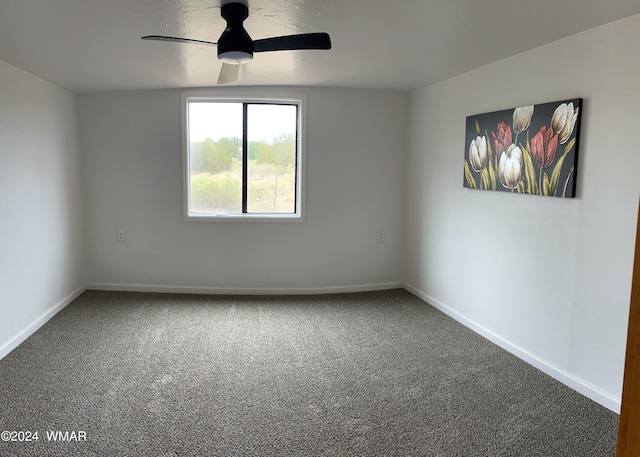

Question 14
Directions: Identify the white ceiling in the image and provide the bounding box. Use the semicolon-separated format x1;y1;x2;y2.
0;0;639;94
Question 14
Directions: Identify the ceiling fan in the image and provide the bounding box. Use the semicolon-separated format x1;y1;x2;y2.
142;1;332;84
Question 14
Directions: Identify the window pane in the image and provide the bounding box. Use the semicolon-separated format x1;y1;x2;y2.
188;102;243;215
246;104;297;213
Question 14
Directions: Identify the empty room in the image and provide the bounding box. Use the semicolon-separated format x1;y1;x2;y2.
1;1;639;455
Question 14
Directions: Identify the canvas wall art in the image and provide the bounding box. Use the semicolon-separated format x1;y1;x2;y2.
463;98;582;197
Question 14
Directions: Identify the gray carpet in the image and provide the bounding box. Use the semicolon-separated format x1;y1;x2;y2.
0;289;618;456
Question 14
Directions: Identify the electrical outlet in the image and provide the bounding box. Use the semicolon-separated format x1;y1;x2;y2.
118;231;125;242
377;231;385;243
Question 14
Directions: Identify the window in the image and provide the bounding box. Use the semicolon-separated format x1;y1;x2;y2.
182;93;305;220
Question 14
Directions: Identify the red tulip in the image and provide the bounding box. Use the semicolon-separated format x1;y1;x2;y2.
530;125;558;169
491;122;512;160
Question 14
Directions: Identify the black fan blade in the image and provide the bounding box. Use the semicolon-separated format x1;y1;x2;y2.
141;35;217;47
253;32;331;52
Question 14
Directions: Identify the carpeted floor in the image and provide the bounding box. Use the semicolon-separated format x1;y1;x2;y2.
0;289;619;456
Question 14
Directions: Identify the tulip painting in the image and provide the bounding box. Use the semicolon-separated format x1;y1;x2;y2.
464;98;582;197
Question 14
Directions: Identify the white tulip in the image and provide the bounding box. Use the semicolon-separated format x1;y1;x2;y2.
513;105;534;135
469;136;488;172
551;102;579;144
498;144;523;190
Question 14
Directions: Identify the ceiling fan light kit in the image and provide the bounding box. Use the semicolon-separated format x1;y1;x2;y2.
142;1;331;83
218;51;252;64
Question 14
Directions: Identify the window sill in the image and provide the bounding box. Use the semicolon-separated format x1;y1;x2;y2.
185;213;304;222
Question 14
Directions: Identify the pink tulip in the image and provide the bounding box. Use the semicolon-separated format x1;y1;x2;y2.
530;125;558;169
491;122;512;160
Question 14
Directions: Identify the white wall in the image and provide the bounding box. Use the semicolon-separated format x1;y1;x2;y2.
405;14;640;411
0;60;85;357
80;87;407;293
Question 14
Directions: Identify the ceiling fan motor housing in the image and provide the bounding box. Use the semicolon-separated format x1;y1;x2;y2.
142;0;331;82
217;2;254;63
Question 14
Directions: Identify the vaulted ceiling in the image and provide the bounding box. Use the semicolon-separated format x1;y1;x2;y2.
1;0;639;93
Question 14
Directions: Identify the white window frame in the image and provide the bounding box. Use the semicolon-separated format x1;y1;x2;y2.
181;90;306;222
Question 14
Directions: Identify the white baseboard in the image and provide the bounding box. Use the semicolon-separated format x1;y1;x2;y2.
86;281;405;296
0;285;86;361
403;283;621;414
